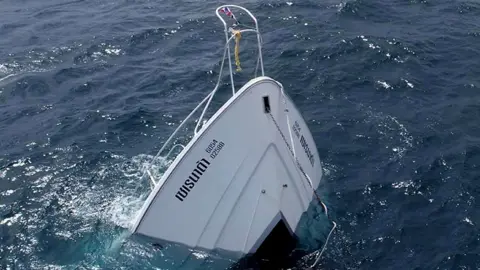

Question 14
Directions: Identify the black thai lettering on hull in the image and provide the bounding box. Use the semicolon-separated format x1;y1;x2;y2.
300;135;314;167
174;139;225;202
175;158;210;201
292;120;315;167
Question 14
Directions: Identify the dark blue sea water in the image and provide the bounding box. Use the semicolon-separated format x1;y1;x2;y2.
1;0;479;269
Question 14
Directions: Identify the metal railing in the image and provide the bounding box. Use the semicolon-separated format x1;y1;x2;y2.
142;5;265;188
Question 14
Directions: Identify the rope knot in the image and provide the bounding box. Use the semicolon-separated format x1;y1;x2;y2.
232;30;242;72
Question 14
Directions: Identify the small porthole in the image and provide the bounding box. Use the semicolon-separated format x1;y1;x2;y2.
263;96;271;113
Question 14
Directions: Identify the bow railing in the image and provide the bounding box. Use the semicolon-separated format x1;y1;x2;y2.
142;5;265;189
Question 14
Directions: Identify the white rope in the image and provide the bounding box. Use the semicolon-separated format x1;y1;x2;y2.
310;214;337;268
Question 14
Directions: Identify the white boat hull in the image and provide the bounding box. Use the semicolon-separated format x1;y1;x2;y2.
131;76;322;255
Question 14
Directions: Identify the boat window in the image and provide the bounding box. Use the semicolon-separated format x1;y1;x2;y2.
263;96;271;113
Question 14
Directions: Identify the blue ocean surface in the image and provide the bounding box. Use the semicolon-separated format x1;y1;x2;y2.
0;0;479;269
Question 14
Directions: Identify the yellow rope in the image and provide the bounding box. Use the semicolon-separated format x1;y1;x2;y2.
233;30;242;72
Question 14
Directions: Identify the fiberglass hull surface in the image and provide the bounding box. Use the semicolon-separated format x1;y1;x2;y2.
132;76;322;254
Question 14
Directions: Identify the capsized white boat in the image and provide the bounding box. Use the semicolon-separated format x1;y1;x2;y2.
131;5;335;265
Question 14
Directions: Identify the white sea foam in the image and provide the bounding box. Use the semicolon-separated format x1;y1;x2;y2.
377;80;391;89
0;64;8;73
105;48;122;55
402;78;414;88
1;189;16;196
63;153;170;228
0;213;22;226
463;217;474;226
362;106;413;161
392;180;414;189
